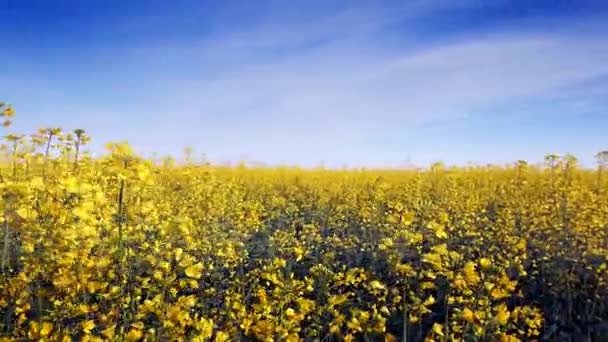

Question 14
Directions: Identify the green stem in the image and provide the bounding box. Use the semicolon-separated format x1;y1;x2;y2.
42;133;53;178
402;286;408;342
73;139;80;172
1;210;9;272
11;142;17;178
116;158;128;334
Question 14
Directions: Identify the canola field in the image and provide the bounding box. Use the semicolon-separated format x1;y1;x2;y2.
0;103;607;341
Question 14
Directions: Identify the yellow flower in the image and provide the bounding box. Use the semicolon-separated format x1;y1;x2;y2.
499;333;522;342
61;176;81;194
491;287;509;300
385;333;397;342
462;307;475;323
297;298;315;313
2;106;15;117
16;207;38;220
81;320;96;334
126;328;143;341
396;262;415;275
378;238;393;250
274;258;287;268
294;246;304;261
463;261;480;285
196;318;214;338
369;280;385;290
495;304;510;325
28;322;40;339
40;321;54;337
101;325;115;339
432;323;444;336
422;253;444;271
423;295;436;307
185;262;204;279
435;229;448;239
215;331;230;342
479;257;491;270
285;308;296;319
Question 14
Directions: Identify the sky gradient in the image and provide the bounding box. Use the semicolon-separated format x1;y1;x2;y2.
1;0;608;167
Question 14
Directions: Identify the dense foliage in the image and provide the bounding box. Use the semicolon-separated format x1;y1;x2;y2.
0;103;607;341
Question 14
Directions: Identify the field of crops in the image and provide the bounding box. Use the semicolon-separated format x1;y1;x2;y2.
0;104;607;341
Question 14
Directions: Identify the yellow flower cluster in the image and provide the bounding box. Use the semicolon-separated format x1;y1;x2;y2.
0;104;607;341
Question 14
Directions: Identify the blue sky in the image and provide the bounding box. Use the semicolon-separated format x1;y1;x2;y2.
1;0;608;167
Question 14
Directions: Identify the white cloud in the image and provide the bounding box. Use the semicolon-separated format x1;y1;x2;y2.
146;29;608;164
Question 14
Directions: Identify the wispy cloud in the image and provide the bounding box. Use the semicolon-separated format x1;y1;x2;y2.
117;16;608;165
2;1;608;166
